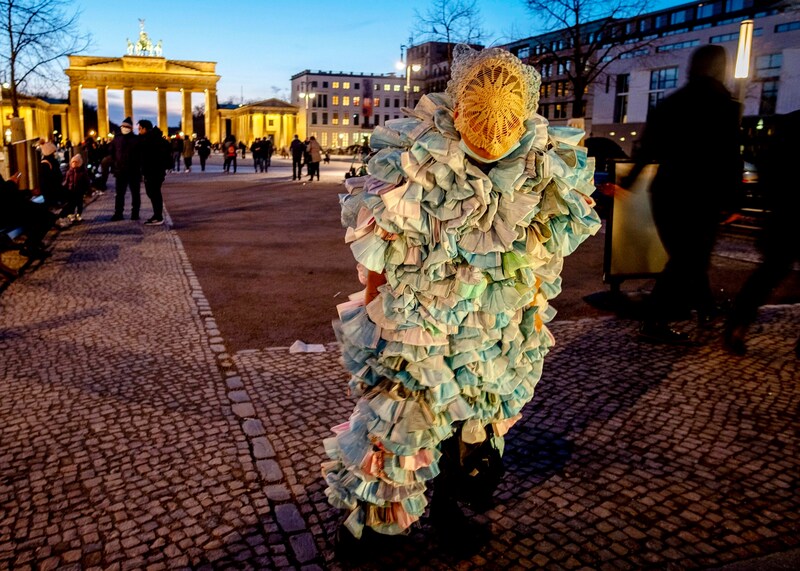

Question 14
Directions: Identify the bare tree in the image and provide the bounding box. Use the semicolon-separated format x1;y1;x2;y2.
523;0;653;119
413;0;486;65
0;0;91;117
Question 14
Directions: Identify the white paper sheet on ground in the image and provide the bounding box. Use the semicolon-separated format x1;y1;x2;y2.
289;340;326;353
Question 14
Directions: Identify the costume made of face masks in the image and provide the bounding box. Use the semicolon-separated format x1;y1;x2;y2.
322;44;600;539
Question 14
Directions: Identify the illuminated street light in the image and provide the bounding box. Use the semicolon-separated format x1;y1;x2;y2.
299;91;316;139
397;45;422;108
734;19;754;115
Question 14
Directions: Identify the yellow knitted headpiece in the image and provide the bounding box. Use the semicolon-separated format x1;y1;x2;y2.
448;46;541;161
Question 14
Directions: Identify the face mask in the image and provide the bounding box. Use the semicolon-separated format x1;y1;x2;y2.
121;126;132;135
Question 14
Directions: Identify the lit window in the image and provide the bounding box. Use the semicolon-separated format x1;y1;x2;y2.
374;97;380;107
353;96;360;106
322;132;328;146
413;86;420;92
343;116;350;125
332;113;339;125
393;84;401;92
343;82;350;89
332;82;340;88
332;95;339;105
384;84;390;91
343;96;350;106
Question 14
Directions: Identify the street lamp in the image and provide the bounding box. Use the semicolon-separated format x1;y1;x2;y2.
298;91;316;139
396;45;421;108
734;19;754;116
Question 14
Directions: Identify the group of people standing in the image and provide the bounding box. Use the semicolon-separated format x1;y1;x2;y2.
249;137;275;172
289;134;322;181
110;117;172;225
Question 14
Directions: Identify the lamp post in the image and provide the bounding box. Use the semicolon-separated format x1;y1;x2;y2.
298;91;316;139
396;45;421;108
734;19;754;118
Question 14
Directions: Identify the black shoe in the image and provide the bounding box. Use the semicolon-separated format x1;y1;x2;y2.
20;246;50;259
110;213;123;221
130;213;139;221
144;217;164;226
638;322;693;345
723;324;747;355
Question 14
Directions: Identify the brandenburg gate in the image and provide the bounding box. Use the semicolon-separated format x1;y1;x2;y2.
64;26;220;143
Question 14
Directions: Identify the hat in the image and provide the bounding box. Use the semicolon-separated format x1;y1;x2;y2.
137;119;153;130
121;117;133;129
448;46;540;162
40;141;56;156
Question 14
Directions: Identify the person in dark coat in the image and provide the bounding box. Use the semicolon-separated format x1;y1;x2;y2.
290;134;305;180
196;136;212;172
137;120;170;225
725;110;800;356
264;136;274;168
622;45;742;344
0;172;54;259
110;117;141;221
37;141;66;208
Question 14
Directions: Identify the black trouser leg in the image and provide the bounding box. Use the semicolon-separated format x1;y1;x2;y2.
130;177;141;217
144;177;164;219
115;173;128;215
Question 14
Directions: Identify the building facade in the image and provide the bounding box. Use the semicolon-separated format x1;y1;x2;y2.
500;0;800;154
290;70;422;149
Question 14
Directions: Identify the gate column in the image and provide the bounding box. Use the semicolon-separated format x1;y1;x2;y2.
97;86;109;138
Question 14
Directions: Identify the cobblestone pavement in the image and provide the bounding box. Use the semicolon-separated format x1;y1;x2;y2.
2;189;799;570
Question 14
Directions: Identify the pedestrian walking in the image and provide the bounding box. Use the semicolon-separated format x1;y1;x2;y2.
306;136;322;181
196;136;211;171
110;117;142;221
182;135;195;173
324;45;600;558
620;45;741;344
137;119;171;225
725;109;800;357
290;134;304;180
264;136;274;168
170;135;183;173
223;138;238;173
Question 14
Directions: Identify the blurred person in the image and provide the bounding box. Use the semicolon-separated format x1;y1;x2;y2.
264;135;274;168
110;117;142;221
725;110;800;357
290;134;304;180
0;172;54;259
223;136;238;173
182;134;195;173
170;134;183;173
620;45;741;344
306;135;322;181
196;135;212;171
57;154;90;227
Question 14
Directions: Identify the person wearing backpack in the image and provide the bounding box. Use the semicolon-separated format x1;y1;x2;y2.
223;138;238;173
136;120;169;225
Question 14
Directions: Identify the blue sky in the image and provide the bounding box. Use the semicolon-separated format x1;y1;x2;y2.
71;0;687;126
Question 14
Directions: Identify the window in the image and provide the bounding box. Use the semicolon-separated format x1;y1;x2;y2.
322;133;328;146
760;80;778;115
776;21;800;33
540;104;549;119
384;114;389;123
385;98;390;107
393;84;401;92
655;14;668;29
725;0;752;12
353;114;360;126
383;84;390;91
353;96;360;106
517;46;530;59
755;53;783;78
343;116;350;125
311;112;317;125
541;83;550;98
332;112;339;125
697;1;722;18
311;81;318;88
649;67;678;112
374;97;380;107
322;81;329;88
657;39;699;52
670;8;692;25
553;103;567;119
614;74;629;124
374;84;381;91
318;94;328;107
268;119;274;127
341;133;349;146
343;82;350;89
355;82;360;89
332;82;340;88
322;113;328;125
343;96;350;106
394;98;400;107
374;115;380;126
332;95;339;105
413;86;420;92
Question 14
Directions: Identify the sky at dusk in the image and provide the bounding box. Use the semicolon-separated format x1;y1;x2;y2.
68;0;689;127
